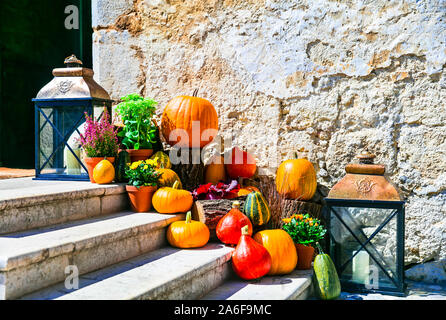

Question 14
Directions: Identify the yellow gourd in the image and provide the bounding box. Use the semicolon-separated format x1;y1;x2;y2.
253;229;298;275
93;159;115;184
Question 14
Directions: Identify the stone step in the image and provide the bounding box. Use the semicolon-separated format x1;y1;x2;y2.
0;211;183;300
21;243;234;300
0;177;129;234
202;269;314;300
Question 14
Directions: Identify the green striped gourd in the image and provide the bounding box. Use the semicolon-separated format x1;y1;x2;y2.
313;243;341;300
243;191;271;226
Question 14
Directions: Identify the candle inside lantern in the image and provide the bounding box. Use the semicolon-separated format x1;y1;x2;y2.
65;147;81;175
352;250;370;284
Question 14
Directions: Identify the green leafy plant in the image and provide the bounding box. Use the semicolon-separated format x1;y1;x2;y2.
124;159;162;187
282;213;326;246
115;93;158;150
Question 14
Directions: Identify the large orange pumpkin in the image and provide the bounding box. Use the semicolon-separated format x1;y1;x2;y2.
275;158;317;200
161;90;218;148
204;155;226;184
253;229;298;275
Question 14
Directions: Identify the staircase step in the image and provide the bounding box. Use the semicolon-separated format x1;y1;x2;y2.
202;270;314;300
21;243;234;300
0;212;183;300
0;177;129;234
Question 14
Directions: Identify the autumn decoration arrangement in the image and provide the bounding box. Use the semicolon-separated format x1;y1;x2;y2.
78;90;340;300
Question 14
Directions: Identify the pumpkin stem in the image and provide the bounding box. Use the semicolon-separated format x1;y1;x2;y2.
294;152;299;159
172;181;180;189
241;225;249;236
192;88;199;97
185;211;192;223
232;201;240;209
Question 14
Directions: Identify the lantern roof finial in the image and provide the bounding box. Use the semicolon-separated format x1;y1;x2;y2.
64;54;83;68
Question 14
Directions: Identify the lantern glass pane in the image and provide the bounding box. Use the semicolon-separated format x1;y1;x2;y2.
38;105;88;176
330;206;399;292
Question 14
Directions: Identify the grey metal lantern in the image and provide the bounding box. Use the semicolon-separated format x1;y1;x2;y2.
324;150;406;296
33;55;112;181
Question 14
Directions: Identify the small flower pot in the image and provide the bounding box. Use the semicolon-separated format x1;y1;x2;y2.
126;185;157;212
84;157;115;183
295;243;315;270
127;149;153;162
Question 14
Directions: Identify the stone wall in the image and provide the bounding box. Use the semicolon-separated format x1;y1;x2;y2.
91;0;446;266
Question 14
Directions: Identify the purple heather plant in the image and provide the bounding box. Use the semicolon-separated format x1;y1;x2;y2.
79;110;119;158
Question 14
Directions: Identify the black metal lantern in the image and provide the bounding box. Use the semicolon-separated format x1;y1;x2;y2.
33;55;112;181
324;150;406;296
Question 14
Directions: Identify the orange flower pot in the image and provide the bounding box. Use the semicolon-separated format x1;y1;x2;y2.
127;149;153;162
84;157;115;183
295;243;315;270
126;185;157;212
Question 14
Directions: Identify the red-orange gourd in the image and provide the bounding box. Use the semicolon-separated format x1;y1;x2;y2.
225;147;256;179
216;201;253;245
232;225;272;280
204;155;226;184
161;89;218;148
275;156;317;200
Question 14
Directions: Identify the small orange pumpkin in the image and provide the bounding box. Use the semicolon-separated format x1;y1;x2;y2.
152;181;193;214
205;155;226;184
253;229;298;275
161;89;218;148
167;211;210;248
275;156;317;200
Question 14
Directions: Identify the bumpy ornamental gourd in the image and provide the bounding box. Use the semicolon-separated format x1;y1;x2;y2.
156;168;183;189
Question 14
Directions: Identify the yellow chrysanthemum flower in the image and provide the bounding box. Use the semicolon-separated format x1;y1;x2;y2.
282;218;292;224
130;163;138;170
144;165;148;170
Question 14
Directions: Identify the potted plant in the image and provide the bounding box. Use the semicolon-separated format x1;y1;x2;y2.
115;93;159;162
125;159;162;212
282;213;326;269
79;110;118;183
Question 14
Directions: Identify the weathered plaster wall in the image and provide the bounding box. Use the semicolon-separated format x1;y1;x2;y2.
92;0;446;266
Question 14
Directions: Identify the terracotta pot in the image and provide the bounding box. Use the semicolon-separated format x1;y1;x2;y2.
295;243;315;270
126;185;157;212
84;157;115;183
127;149;153;162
